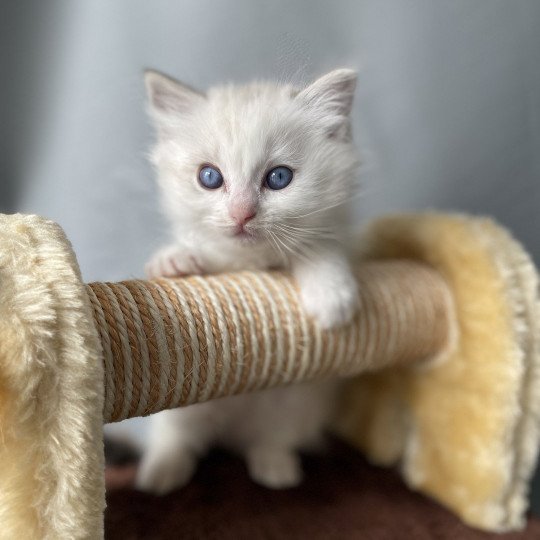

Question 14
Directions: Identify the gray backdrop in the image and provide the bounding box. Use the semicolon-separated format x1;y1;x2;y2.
2;0;539;513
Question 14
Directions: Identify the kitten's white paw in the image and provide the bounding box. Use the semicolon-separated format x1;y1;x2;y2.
300;274;358;329
247;447;303;489
145;246;203;279
135;449;196;495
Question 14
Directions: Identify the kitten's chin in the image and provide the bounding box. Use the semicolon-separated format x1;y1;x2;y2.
232;230;259;244
222;224;260;245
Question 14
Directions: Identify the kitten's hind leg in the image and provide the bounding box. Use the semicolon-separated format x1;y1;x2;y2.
136;444;197;495
135;407;211;495
246;446;303;489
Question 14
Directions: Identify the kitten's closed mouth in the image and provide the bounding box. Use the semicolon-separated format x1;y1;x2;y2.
233;229;257;242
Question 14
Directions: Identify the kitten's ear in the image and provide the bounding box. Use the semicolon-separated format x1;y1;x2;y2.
144;70;205;119
296;69;357;139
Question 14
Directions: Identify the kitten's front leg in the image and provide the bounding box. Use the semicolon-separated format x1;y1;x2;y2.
293;249;358;329
145;244;205;278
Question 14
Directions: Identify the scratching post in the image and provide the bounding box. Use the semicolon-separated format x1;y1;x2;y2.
0;212;538;539
88;262;453;423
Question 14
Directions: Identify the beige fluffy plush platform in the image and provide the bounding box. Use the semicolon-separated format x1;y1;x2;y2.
339;214;540;531
0;212;539;539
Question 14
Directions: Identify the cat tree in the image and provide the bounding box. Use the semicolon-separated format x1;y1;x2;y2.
0;212;538;539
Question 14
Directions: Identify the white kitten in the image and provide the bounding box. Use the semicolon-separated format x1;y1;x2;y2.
136;69;360;494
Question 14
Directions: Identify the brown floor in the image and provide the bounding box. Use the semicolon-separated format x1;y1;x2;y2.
105;440;540;539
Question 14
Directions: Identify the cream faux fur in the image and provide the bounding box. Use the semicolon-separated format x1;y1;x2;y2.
0;215;105;540
336;213;540;532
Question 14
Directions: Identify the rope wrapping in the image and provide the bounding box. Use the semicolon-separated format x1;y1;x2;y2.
87;261;453;423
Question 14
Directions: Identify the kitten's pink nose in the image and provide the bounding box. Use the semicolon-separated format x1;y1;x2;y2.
230;206;257;226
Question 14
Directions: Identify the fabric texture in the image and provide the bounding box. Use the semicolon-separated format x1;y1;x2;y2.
0;214;105;540
337;213;540;532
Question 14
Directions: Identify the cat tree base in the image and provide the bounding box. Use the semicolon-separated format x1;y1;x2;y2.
0;212;538;539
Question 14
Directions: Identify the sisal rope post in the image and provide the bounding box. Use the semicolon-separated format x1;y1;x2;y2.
86;261;455;424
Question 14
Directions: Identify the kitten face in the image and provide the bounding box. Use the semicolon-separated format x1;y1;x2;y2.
146;70;359;255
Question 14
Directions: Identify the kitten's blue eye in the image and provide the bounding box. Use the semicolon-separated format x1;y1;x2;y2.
199;166;224;189
265;166;293;190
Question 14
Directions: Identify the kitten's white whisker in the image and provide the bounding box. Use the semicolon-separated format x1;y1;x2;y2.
273;224;338;244
272;229;315;264
286;190;364;220
277;223;335;234
267;230;288;265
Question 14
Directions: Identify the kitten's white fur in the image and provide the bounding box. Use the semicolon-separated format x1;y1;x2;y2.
136;69;360;493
